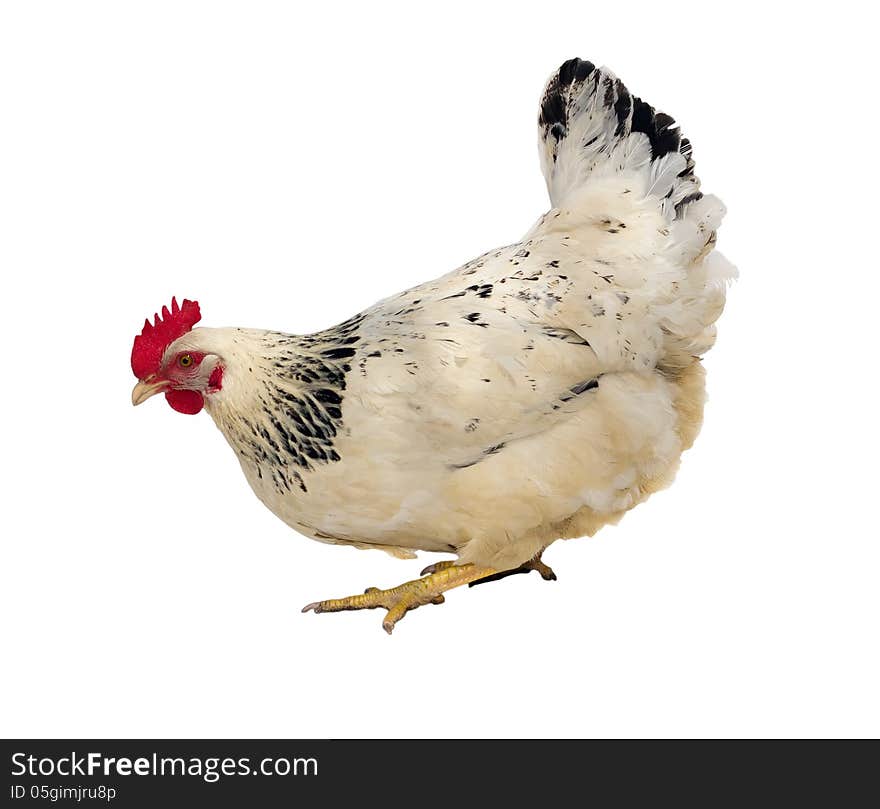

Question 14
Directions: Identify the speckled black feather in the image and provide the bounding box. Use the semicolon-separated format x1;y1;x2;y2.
539;58;703;215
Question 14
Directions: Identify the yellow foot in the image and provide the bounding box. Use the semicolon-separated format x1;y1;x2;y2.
302;563;496;634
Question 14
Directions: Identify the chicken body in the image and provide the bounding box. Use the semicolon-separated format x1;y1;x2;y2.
134;58;734;622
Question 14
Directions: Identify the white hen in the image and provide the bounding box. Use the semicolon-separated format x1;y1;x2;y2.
131;58;735;632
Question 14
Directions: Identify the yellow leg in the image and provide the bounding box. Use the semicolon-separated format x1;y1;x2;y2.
425;552;558;586
302;563;496;634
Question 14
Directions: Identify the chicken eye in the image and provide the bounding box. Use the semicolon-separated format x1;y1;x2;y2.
178;354;194;368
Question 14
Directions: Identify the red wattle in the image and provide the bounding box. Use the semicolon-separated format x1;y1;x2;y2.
165;389;204;415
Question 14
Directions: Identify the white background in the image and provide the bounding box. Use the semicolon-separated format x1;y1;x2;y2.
2;1;878;739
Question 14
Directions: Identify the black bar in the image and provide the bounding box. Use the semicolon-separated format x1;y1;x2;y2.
1;739;876;806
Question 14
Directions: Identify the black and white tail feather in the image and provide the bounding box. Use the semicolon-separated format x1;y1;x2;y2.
539;58;700;215
538;58;727;267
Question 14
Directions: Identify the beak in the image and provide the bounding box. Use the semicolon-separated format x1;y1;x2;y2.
131;376;169;406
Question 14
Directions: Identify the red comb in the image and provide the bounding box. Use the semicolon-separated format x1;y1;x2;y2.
131;297;201;379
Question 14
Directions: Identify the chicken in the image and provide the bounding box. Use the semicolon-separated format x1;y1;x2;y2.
131;58;735;633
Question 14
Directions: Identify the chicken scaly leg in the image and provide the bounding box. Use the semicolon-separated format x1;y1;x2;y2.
421;551;557;586
469;552;557;586
302;563;496;634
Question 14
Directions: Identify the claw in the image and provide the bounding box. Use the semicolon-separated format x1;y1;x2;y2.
420;560;456;576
